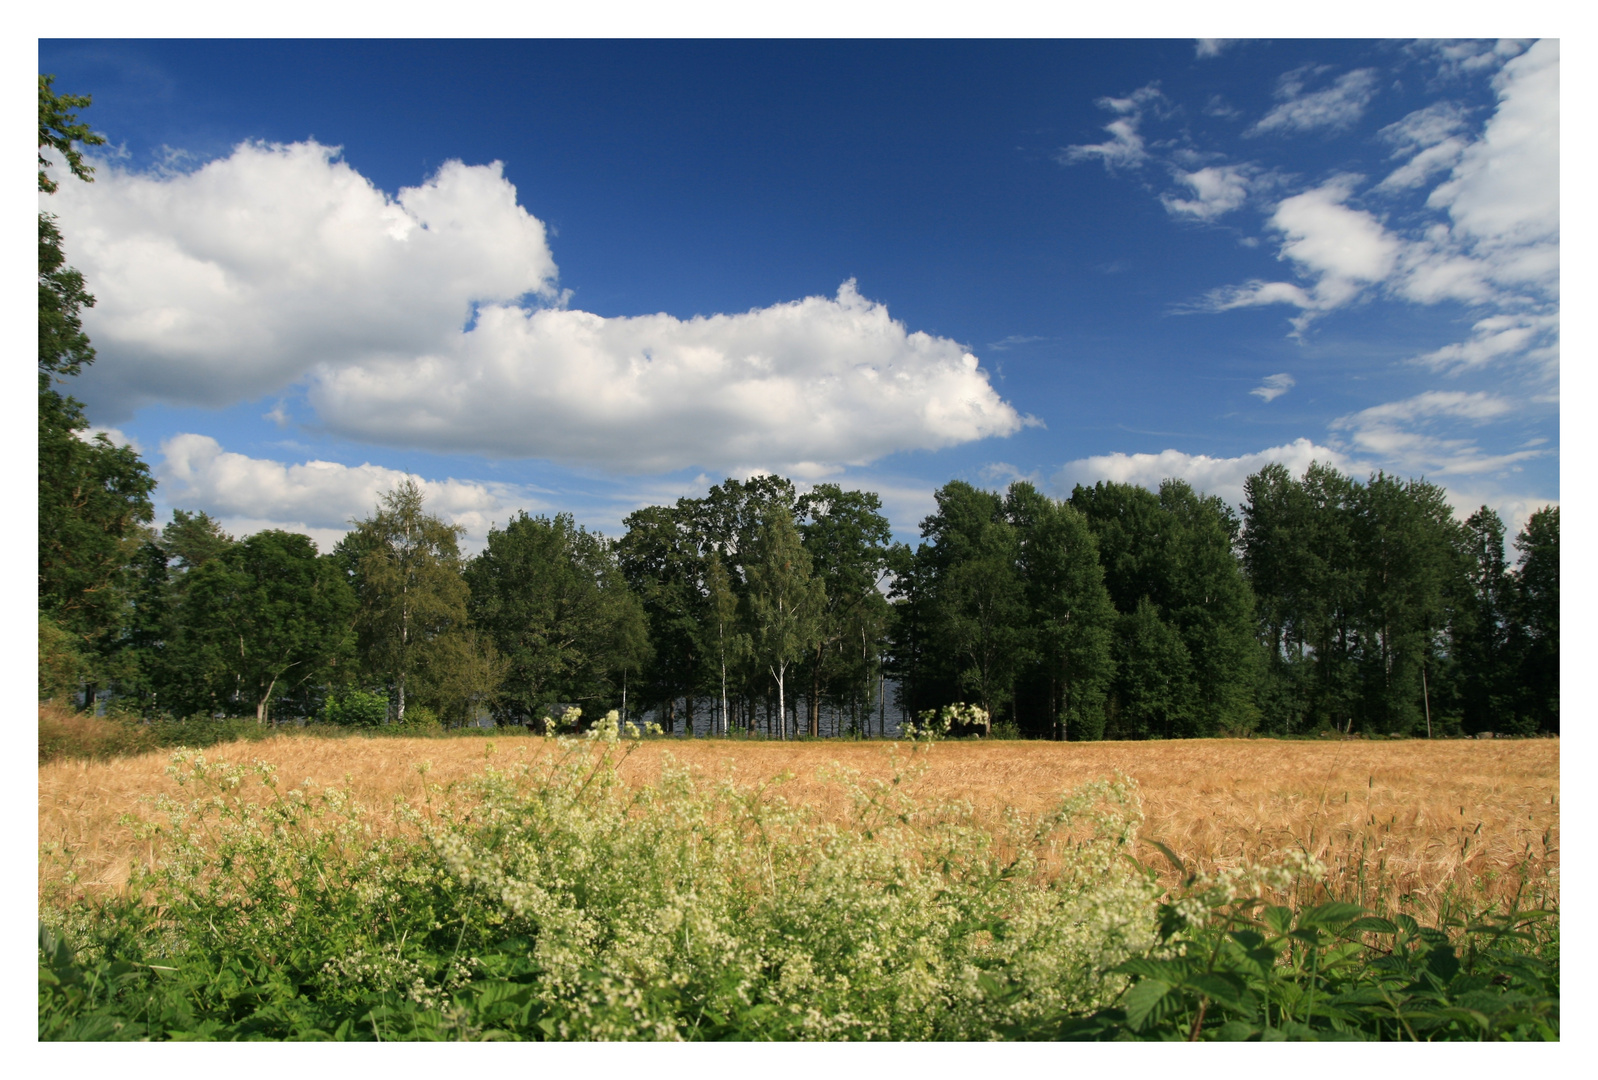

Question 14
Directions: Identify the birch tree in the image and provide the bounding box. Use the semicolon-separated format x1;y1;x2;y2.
743;509;824;739
340;480;472;723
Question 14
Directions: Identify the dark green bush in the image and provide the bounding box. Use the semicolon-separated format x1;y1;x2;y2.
1038;849;1559;1041
322;690;389;728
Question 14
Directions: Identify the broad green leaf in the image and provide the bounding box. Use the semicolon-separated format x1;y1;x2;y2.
1122;979;1174;1031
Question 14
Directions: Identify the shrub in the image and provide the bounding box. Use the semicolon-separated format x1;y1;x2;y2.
37;704;154;764
38;735;1559;1040
395;705;445;735
323;690;390;729
40;736;1159;1040
1048;851;1559;1041
38;614;87;703
147;716;281;751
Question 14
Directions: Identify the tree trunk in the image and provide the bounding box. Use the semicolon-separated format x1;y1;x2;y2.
810;644;823;737
775;665;787;740
255;676;279;726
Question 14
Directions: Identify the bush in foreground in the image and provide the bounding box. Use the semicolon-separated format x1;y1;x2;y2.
39;723;1556;1040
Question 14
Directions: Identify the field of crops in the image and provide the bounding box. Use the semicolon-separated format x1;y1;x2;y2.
42;733;1558;918
39;731;1559;1040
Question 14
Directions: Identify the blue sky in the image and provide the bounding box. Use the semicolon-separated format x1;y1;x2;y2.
38;37;1559;551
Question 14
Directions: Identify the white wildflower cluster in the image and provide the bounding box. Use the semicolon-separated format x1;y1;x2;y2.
903;703;987;742
81;742;1178;1040
1170;849;1329;930
321;943;481;1009
537;705;587;736
391;744;1163;1038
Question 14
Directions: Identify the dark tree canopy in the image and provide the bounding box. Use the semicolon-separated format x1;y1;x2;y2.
37;77;155;696
466;512;648;723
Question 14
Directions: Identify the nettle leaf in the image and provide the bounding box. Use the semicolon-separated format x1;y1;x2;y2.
1261;906;1294;936
1342;916;1397;936
1122;979;1174;1031
1114;957;1188;982
1425;944;1461;983
1299;902;1365;930
1188;972;1251;1010
1243;947;1277;978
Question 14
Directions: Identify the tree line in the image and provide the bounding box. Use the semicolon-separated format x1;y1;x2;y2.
39;77;1558;738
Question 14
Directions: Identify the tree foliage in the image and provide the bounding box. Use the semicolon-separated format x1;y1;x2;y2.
742;504;825;739
338;480;490;724
466;512;648;724
37;76;155;709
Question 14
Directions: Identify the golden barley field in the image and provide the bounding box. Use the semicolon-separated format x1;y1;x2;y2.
40;733;1557;923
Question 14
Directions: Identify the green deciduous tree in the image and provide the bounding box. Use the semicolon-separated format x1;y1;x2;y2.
1006;483;1116;740
700;552;746;734
910;482;1027;735
339;481;489;724
1109;597;1193;739
617;501;706;732
177;531;357;723
1454;506;1516;736
37;77;155;709
1512;506;1559;734
1071;479;1259;737
796;484;896;737
1347;473;1464;735
743;506;825;740
466;512;650;724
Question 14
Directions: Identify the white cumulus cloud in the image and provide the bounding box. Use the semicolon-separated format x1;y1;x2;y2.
1053;438;1358;509
1162;164;1251;221
47;141;1028;475
1427;39;1559;296
49;141;559;417
308;279;1032;473
1270;180;1401;309
156;433;536;551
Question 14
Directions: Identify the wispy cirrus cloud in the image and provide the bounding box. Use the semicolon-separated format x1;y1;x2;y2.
1247;65;1380;137
1411;313;1559;376
1375;101;1473;192
1059;84;1165;172
1182;38;1558;368
1327;390;1546;479
986;334;1047;351
1250;373;1295;402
